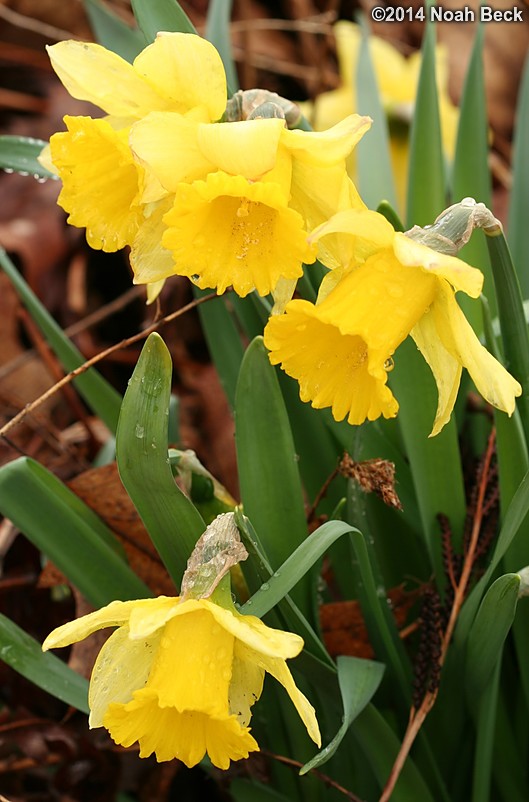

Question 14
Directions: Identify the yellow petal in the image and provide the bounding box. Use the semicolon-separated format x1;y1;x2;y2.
241;643;321;746
203;602;305;659
105;690;258;767
264;300;399;425
133;32;227;121
161;172;315;297
230;643;265;727
316;250;437;354
51;116;144;251
46;41;169;117
432;283;522;417
281;114;371;167
290;164;364;269
130;113;213;190
127;596;181;638
393;233;484;298
197;118;285;179
411;312;462;437
309;208;395;271
130;198;176;286
42;600;137;651
146;280;166;304
89;624;162;728
37;142;57;175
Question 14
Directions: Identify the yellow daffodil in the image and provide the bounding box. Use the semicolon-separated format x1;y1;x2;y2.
264;209;521;435
130;103;370;297
42;32;227;299
305;21;459;211
42;595;320;767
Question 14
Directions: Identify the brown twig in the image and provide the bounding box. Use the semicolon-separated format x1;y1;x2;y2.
0;292;218;440
0;285;144;382
262;750;366;802
378;429;497;802
307;465;339;523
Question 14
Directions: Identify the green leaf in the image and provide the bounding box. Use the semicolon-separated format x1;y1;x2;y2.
452;24;494;326
0;458;150;606
0;249;122;434
471;661;500;802
0;135;55;178
235;337;310;615
131;0;196;42
457;469;529;640
348;527;412;701
390;337;466;582
406;22;446;227
230;779;292;802
205;0;238;95
194;288;244;409
485;228;529;445
301;656;385;774
83;0;145;62
353;705;436;802
508;49;529;297
465;573;520;707
235;510;333;667
241;520;355;618
116;333;205;585
0;614;89;713
355;27;398;211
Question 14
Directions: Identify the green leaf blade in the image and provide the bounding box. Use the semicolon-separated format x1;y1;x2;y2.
0;458;150;606
116;333;205;585
0;614;89;713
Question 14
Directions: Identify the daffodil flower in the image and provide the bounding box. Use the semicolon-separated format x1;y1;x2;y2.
42;32;227;300
264;209;521;435
304;21;459;211
42;595;320;767
130;100;370;297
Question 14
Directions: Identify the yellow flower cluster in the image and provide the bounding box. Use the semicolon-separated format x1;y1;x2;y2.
44;29;521;434
43;32;368;300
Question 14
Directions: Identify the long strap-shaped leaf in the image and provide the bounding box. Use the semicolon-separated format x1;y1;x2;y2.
406;21;446;227
508;49;529;298
0;248;122;434
131;0;197;42
235;337;311;617
0;458;150;605
0;136;54;178
116;333;205;586
452;23;494;327
83;0;145;62
0;614;89;713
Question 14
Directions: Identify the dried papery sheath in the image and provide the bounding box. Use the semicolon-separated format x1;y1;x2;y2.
180;512;248;601
405;197;501;255
225;89;301;127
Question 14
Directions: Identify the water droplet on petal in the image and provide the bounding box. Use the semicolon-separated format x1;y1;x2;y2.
384;357;395;372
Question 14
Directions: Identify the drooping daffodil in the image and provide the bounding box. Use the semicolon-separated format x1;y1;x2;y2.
42;513;321;767
264;208;521;435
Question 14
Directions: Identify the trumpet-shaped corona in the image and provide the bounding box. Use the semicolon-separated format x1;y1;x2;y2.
42;596;321;768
